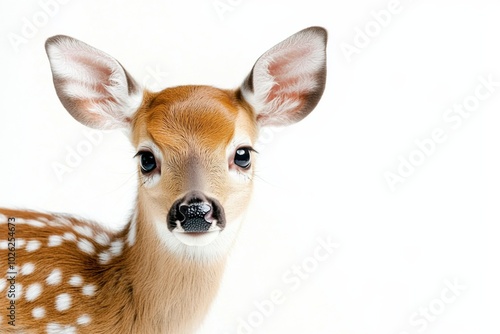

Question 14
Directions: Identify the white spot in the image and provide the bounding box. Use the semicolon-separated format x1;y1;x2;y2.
74;225;94;238
69;275;83;287
0;279;6;292
26;219;46;227
32;306;46;319
0;241;7;250
95;232;110;246
109;240;124;257
55;293;72;311
47;269;62;285
25;283;43;301
77;238;95;255
37;216;52;223
21;263;35;275
47;220;62;227
76;314;91;325
0;213;6;221
57;217;74;226
63;232;77;242
26;240;42;252
82;284;96;296
36;216;52;225
16;238;26;248
46;323;76;334
98;251;111;264
48;235;63;247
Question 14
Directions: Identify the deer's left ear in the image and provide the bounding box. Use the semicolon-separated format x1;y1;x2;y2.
239;26;327;127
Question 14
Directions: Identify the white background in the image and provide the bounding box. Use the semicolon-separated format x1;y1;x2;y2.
1;0;499;333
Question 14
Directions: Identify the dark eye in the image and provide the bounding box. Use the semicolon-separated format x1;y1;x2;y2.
139;151;157;174
234;148;251;169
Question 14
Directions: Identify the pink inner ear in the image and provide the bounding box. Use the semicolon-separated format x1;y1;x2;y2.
66;49;115;81
265;46;316;104
267;46;311;78
71;98;129;129
77;100;109;123
63;51;122;108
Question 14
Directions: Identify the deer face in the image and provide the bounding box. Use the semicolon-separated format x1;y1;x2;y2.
132;86;257;249
45;27;327;256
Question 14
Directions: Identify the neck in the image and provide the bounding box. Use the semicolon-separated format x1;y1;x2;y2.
100;209;227;334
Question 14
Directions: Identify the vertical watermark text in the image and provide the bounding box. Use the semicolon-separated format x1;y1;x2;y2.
5;218;17;326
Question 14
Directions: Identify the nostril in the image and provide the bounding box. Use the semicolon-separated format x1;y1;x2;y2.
203;210;214;224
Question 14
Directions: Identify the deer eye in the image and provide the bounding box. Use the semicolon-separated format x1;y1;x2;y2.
234;147;252;169
138;151;157;174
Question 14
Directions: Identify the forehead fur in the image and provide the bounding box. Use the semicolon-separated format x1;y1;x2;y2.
132;86;252;150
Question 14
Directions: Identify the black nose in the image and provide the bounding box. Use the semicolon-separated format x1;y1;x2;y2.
167;191;225;232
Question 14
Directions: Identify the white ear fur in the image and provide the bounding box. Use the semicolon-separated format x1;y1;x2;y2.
240;27;327;127
45;35;143;130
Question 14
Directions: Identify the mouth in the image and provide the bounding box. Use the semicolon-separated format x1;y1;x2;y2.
172;228;221;246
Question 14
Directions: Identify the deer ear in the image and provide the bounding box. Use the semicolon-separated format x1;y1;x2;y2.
240;27;327;127
45;35;143;130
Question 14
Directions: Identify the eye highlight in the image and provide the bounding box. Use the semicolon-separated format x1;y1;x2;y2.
137;151;157;174
233;147;253;169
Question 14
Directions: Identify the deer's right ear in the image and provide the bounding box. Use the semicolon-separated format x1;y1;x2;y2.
45;35;143;130
239;27;327;127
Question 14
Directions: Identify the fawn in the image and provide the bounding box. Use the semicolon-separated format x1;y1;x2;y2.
0;26;327;333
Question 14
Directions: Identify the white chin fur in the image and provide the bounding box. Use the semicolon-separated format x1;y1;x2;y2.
154;214;246;262
173;230;221;246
